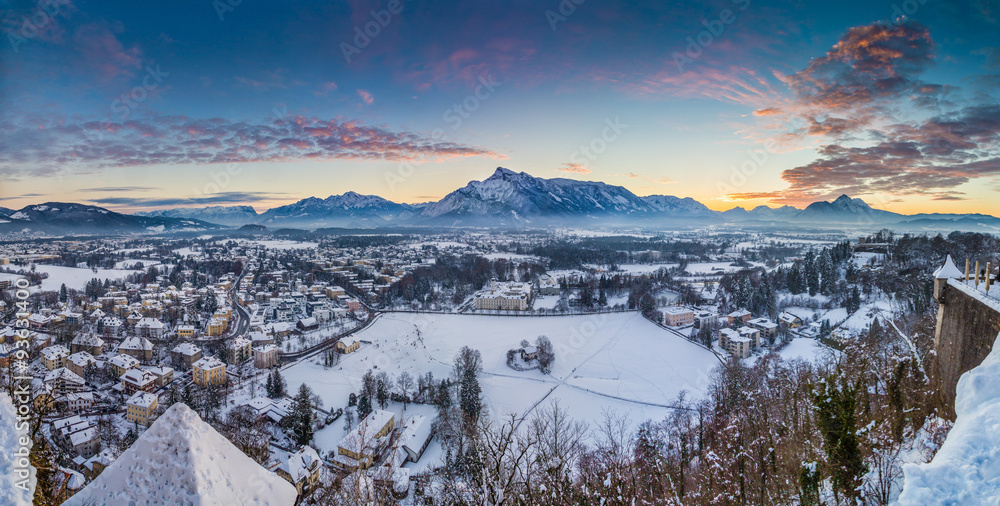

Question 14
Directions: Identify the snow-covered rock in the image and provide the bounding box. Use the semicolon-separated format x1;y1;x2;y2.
0;392;35;505
897;330;1000;504
65;403;297;506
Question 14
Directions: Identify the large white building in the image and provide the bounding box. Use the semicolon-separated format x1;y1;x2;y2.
474;281;533;311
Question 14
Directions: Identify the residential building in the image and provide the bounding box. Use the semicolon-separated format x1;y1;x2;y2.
41;345;70;371
118;336;155;362
779;311;804;329
177;325;197;339
121;368;158;395
254;344;279;369
663;307;695;327
135;317;165;339
171;342;202;369
718;328;753;359
144;365;174;387
126;391;159;426
270;446;322;496
747;317;780;339
70;334;105;356
693;311;719;330
334;410;396;471
192;356;226;386
66;352;97;377
227;336;252;363
44;367;86;396
108;354;140;377
52;416;100;458
207;318;227;337
726;309;752;325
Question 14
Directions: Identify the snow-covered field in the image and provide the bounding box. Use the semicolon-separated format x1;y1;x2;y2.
30;264;140;291
778;338;832;363
283;312;720;447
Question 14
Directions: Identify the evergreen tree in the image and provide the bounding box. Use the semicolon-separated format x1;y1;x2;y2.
59;283;68;303
459;366;482;422
814;373;866;503
357;393;372;418
804;251;819;296
292;383;315;445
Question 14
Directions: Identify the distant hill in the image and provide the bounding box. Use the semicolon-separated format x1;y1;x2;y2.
256;191;418;229
0;202;220;235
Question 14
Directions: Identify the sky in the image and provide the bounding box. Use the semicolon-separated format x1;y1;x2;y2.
1;0;998;215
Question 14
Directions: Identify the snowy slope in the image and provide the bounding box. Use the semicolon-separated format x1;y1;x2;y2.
0;393;35;505
65;403;297;506
897;330;1000;504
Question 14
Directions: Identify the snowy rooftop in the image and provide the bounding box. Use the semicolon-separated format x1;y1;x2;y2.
193;356;224;370
127;391;158;409
172;342;201;356
64;403;297;506
933;254;965;280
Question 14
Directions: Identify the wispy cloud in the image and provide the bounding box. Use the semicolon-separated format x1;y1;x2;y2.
556;162;590;174
357;89;374;105
85;191;286;208
0;114;506;179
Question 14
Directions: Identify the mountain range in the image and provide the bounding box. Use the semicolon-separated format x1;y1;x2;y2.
5;168;1000;234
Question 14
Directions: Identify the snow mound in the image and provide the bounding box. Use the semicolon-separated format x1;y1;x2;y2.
0;392;35;505
897;331;1000;504
65;403;297;506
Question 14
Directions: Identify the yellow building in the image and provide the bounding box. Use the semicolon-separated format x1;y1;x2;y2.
207;318;227;337
126;391;158;426
192;356;226;386
335;339;360;354
40;345;70;371
178;325;197;338
334;410;395;471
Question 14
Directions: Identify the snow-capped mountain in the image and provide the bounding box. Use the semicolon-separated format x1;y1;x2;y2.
640;195;717;217
794;194;901;224
419;167;674;225
0;203;220;235
138;205;259;226
64;403;297;506
722;205;801;222
256;191;417;229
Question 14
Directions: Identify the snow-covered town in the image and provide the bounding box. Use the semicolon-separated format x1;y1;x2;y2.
2;225;999;504
4;0;1000;504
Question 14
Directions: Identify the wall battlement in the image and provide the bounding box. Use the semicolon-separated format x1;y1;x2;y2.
933;256;1000;415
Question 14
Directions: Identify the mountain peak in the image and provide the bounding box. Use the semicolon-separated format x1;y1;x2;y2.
833;194;854;204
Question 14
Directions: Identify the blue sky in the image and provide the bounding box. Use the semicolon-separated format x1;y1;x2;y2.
1;0;998;214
